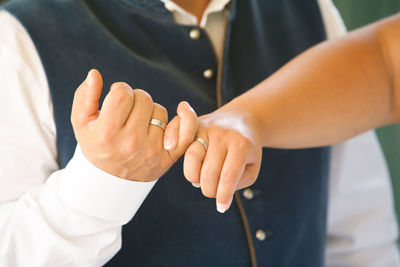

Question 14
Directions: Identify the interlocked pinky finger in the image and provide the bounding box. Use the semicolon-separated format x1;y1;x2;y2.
183;140;207;187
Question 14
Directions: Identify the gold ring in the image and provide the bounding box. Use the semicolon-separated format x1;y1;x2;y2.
195;137;208;151
149;118;166;130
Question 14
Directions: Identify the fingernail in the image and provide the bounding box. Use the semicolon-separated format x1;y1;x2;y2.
164;138;172;150
183;101;195;113
121;83;133;95
216;202;229;213
179;101;195;116
192;183;200;188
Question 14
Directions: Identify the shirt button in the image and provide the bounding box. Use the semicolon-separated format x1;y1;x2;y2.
255;229;266;241
203;69;214;79
242;188;254;200
189;29;201;40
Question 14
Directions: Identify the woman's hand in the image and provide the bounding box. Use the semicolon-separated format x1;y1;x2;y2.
165;109;263;213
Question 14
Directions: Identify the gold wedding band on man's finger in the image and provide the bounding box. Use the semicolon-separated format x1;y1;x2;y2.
149;118;166;131
147;103;168;150
148;102;168;132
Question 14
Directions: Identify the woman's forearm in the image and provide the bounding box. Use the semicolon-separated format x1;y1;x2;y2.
182;14;400;212
220;14;400;148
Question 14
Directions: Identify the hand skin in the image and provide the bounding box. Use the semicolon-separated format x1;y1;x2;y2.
170;13;400;212
71;69;197;182
165;110;263;213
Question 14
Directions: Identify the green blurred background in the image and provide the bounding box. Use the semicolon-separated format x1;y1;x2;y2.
333;0;400;246
0;0;399;244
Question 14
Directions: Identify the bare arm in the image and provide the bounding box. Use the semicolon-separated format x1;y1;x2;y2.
178;13;400;212
219;13;400;148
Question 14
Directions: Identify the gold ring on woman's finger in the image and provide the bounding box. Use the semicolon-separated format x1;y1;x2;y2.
195;137;208;151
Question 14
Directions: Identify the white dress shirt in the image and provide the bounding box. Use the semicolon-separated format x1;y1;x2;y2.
0;0;398;266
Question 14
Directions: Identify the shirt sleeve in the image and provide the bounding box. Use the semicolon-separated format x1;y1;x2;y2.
0;10;155;267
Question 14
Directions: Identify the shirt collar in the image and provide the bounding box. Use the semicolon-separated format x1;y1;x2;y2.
160;0;231;27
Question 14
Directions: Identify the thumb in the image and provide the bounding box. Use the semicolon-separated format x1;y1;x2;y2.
71;69;103;128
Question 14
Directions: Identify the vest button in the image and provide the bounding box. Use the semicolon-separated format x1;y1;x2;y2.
255;229;266;241
203;69;214;79
242;188;254;200
189;29;201;40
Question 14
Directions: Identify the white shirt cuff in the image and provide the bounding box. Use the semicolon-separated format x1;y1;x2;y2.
58;145;156;223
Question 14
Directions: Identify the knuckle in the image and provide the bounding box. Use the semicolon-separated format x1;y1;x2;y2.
180;137;194;149
154;103;168;118
133;89;153;104
185;148;202;160
111;81;130;90
210;126;226;138
201;187;217;198
200;168;218;182
111;93;129;105
182;107;197;121
123;135;139;154
98;128;114;145
109;84;132;103
240;175;257;189
154;103;167;113
238;136;253;148
220;171;237;187
230;133;253;151
246;174;258;186
143;147;160;162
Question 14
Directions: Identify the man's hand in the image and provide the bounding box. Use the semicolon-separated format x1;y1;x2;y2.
165;110;263;213
71;69;197;182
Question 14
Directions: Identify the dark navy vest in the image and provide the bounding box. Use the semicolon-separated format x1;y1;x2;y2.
3;0;330;266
